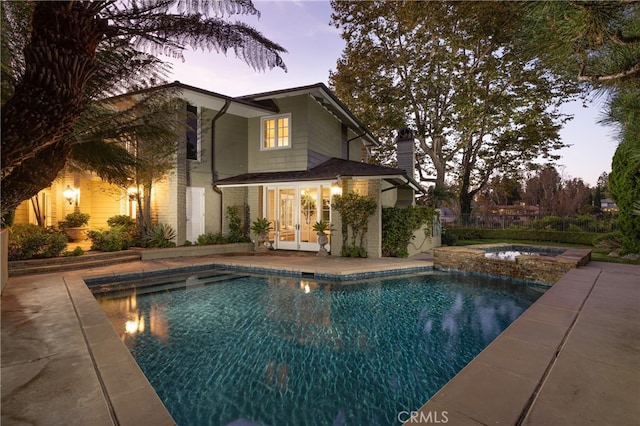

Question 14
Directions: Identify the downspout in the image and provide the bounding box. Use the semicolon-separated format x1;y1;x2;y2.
211;100;231;232
346;129;368;160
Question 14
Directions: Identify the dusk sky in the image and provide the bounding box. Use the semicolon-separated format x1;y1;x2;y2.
167;0;617;187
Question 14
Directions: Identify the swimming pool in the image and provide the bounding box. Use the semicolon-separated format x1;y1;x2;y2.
95;270;544;426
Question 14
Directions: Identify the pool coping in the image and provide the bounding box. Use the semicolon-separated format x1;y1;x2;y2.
2;256;638;426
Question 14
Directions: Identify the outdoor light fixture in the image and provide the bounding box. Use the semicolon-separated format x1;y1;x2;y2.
127;186;138;200
63;185;77;205
331;184;342;196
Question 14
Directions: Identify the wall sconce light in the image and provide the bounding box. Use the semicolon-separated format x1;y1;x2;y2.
331;184;342;196
63;185;77;205
127;186;138;201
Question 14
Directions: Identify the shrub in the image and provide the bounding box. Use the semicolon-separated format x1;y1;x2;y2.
144;223;176;248
447;228;596;245
8;224;68;260
62;246;85;257
332;192;377;257
441;231;458;246
382;206;435;257
197;232;227;245
609;138;640;254
341;245;367;258
88;227;133;252
593;232;623;250
107;214;140;245
226;206;248;243
58;212;90;228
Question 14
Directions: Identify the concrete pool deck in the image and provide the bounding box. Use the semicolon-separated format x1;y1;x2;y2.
1;254;639;425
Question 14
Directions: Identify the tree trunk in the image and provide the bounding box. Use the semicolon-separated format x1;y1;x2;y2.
1;2;104;191
1;142;70;213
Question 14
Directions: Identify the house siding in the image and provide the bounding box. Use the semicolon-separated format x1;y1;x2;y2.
214;114;249;181
86;180;125;229
307;96;343;163
247;97;308;173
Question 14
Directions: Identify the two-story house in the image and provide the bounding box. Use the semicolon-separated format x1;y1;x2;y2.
13;82;429;257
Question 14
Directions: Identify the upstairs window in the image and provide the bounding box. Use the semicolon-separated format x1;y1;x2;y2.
186;103;198;160
261;114;291;149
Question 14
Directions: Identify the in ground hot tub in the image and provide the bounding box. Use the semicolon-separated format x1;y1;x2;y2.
434;243;591;285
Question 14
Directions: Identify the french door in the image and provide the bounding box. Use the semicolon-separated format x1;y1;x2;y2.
265;184;332;251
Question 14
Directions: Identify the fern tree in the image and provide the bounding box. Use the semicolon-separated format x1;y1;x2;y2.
1;0;287;215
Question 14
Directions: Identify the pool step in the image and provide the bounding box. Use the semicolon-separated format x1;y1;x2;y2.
90;271;245;297
8;251;142;277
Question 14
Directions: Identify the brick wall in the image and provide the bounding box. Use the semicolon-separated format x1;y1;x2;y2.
221;187;248;235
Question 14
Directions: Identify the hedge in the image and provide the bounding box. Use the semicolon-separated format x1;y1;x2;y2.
446;228;597;246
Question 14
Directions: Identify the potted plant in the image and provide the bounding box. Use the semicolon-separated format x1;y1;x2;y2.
250;218;273;253
312;221;330;256
59;212;90;242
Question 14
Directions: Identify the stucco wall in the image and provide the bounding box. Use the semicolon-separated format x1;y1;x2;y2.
407;219;441;257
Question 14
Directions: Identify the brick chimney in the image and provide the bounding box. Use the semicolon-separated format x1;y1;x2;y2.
395;127;416;207
396;127;415;178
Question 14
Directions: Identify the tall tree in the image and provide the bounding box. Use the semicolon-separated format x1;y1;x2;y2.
523;1;639;251
1;0;287;214
557;178;591;216
523;166;563;216
329;1;578;216
522;1;640;86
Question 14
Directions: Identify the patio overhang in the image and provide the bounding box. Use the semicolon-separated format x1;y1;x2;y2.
214;158;425;193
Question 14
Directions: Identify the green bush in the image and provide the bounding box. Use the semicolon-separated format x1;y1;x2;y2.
197;232;227;245
226;206;249;243
88;227;133;252
58;212;90;228
593;232;623;250
144;223;176;248
332;192;377;257
8;224;68;260
62;246;85;257
107;215;140;245
341;245;367;258
382;206;435;257
609;138;640;254
448;228;596;245
441;231;458;246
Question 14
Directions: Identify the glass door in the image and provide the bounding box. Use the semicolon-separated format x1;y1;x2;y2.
277;187;297;250
298;187;319;251
265;184;333;252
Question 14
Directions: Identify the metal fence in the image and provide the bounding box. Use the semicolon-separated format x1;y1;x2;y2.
445;214;618;233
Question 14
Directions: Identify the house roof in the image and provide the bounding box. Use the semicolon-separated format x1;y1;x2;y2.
239;83;379;147
106;81;279;118
105;82;378;145
215;158;424;192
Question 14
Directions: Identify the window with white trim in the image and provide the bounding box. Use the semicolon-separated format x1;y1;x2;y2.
261;114;291;149
186;103;199;160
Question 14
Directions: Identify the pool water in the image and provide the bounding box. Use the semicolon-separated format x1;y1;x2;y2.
96;271;544;426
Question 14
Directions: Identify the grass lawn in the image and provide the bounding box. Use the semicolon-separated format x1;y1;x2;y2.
455;238;640;265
